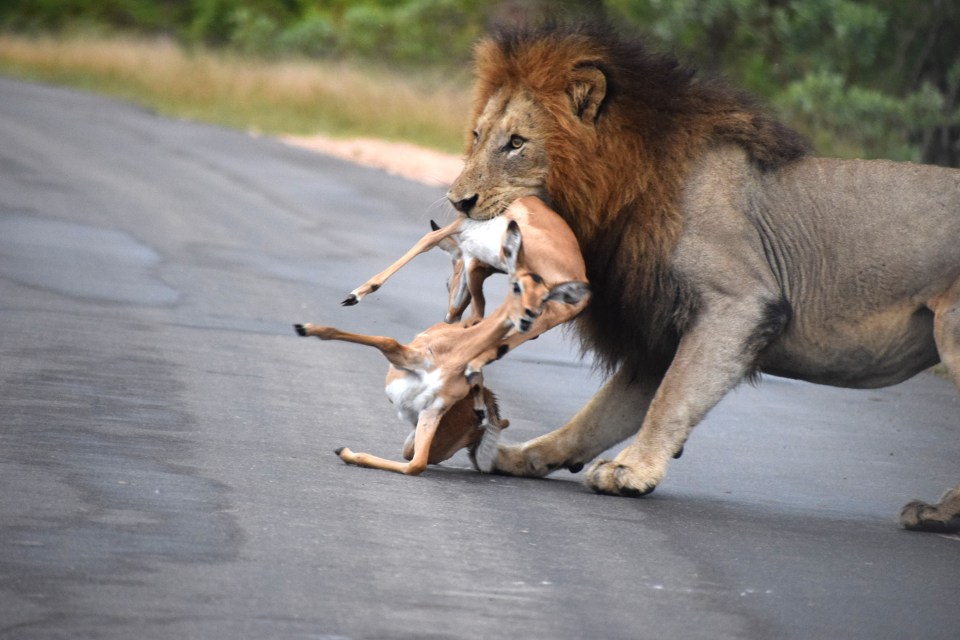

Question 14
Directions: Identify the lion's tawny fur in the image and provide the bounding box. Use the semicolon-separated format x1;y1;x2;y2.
472;22;810;376
449;20;960;527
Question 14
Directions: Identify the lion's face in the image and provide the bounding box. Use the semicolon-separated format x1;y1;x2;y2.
447;87;551;220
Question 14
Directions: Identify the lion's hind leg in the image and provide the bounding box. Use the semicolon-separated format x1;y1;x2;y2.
930;275;960;390
900;282;960;531
900;485;960;532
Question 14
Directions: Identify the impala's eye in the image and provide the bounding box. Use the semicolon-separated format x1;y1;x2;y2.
512;281;521;295
508;134;526;150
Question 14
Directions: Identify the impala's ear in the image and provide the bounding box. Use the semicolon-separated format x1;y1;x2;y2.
568;63;607;123
544;281;591;305
501;220;522;274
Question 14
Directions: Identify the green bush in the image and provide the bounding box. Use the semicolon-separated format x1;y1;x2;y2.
391;0;483;63
340;4;395;58
276;11;337;58
228;7;279;55
0;0;183;33
183;0;242;45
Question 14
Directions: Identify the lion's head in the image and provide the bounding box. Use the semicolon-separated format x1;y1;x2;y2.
451;22;809;375
447;86;552;220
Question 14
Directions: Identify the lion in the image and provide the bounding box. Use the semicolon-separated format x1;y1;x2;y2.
446;21;960;531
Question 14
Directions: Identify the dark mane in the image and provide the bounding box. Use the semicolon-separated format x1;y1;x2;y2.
475;21;809;377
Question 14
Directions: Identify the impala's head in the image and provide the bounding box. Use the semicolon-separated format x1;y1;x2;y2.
501;220;590;333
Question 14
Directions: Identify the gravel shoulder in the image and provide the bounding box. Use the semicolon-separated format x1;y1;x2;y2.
281;134;464;187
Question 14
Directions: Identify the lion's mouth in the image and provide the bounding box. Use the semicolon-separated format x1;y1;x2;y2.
466;206;505;221
462;188;544;220
467;196;511;221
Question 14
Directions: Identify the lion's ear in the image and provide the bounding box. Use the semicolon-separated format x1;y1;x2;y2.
568;63;607;123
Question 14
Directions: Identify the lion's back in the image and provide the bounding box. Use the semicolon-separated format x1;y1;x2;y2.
682;150;960;387
755;156;960;284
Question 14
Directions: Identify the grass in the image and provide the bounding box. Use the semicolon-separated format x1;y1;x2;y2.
0;33;472;153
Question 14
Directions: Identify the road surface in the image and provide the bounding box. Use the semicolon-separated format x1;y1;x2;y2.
1;77;958;640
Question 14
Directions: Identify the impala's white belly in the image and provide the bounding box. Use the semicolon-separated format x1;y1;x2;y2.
384;368;444;426
457;216;509;270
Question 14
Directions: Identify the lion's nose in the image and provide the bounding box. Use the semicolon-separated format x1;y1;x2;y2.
451;194;479;215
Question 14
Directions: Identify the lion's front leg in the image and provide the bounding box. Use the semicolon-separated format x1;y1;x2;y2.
493;365;657;477
586;301;771;496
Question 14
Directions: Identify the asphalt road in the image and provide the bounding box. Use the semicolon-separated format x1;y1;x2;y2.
1;76;958;640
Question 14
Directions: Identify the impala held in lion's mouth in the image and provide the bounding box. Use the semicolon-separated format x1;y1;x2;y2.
298;211;590;476
445;21;960;531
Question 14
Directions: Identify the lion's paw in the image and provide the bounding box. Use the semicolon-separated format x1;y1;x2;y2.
899;499;959;533
584;458;662;497
490;443;560;478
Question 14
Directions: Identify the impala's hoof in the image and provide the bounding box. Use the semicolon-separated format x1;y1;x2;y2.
294;324;307;336
341;294;358;306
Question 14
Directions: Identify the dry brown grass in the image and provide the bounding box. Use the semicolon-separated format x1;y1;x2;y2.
0;33;472;152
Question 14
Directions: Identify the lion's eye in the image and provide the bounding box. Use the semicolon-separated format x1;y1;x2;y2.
508;135;526;150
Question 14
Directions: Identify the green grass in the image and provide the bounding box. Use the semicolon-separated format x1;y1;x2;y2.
0;33;472;153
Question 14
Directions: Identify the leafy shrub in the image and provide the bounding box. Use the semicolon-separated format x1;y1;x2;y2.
391;0;483;63
228;7;279;56
183;0;241;45
340;4;394;58
776;71;929;159
276;11;338;58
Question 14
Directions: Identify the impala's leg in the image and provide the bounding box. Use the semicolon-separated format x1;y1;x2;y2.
900;279;960;531
493;364;658;477
401;429;416;461
294;323;421;369
460;263;497;326
342;220;462;306
586;298;778;496
338;408;443;475
470;382;509;472
444;258;470;323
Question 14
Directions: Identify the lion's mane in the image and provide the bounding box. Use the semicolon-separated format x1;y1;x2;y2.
472;22;810;377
